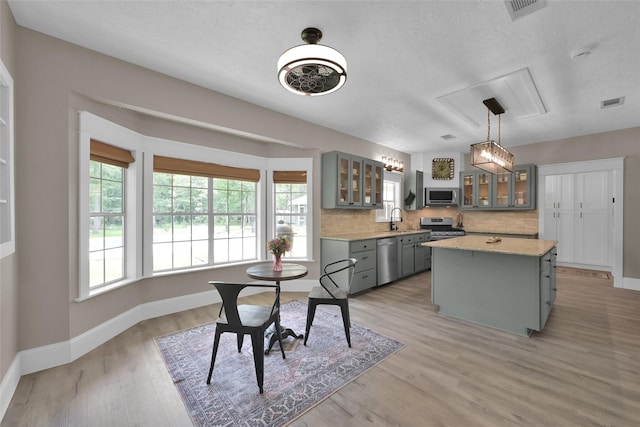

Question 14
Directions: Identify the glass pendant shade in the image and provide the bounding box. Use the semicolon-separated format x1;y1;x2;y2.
277;29;347;96
471;98;514;174
471;140;514;174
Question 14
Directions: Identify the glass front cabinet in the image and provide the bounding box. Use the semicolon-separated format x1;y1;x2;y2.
460;170;493;209
363;160;383;208
460;164;536;210
322;151;383;209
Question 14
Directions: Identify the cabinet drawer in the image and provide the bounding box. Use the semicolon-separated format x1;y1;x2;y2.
400;235;414;245
350;268;376;294
353;249;376;272
350;239;376;253
414;233;429;243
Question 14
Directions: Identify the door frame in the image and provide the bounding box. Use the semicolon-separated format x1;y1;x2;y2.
538;158;624;287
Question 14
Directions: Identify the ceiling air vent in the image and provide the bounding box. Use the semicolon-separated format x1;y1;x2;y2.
440;134;457;141
601;96;625;109
504;0;547;21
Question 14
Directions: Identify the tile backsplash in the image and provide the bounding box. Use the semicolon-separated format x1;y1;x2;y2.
321;208;539;236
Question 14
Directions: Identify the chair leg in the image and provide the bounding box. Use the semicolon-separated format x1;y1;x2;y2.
250;331;265;394
237;332;244;352
340;301;351;348
207;330;222;384
304;300;317;346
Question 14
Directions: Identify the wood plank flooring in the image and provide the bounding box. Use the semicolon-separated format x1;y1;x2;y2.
3;268;640;426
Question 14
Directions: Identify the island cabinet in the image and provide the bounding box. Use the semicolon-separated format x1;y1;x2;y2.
322;151;383;209
321;238;377;294
426;236;557;337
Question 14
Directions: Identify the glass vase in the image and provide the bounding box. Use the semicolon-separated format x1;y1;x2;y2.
273;253;283;271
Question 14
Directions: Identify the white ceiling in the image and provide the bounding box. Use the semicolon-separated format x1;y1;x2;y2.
7;0;640;154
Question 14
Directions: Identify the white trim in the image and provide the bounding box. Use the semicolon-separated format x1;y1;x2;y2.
265;158;314;261
0;355;20;422
0;59;15;258
538;157;624;287
622;277;640;291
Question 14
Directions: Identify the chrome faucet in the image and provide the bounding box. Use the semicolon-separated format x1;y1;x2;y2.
389;207;403;231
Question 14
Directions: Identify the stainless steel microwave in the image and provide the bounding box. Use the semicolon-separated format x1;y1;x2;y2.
425;187;459;207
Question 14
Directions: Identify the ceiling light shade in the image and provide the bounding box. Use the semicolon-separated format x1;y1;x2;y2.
277;28;347;96
471;98;514;174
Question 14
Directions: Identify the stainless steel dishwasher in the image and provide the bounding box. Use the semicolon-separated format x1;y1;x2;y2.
377;237;399;285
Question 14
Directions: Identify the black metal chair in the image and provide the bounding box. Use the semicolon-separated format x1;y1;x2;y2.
304;258;357;347
206;281;286;394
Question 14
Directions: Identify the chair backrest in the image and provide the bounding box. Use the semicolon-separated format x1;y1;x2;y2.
319;258;357;298
209;282;277;327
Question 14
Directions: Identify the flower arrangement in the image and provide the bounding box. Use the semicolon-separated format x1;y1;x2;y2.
267;236;291;256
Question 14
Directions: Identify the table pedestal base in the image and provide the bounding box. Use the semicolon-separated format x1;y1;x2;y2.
265;325;303;355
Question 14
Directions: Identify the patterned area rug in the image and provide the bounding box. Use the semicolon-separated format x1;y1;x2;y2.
155;300;405;427
556;266;611;280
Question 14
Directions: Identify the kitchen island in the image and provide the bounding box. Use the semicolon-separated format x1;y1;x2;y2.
424;235;557;337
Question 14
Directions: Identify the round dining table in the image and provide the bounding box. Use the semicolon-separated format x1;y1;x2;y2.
246;263;308;354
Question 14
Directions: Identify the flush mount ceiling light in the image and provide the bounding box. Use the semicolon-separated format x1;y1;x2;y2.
470;98;514;174
277;27;347;96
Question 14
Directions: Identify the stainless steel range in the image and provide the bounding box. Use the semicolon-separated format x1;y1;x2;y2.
420;217;466;241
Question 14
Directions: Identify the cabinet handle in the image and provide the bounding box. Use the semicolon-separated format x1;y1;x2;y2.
546;301;551;305
552;288;557;291
546;275;551;278
362;275;368;279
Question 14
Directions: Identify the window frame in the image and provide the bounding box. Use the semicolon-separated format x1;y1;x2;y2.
79;113;315;299
0;60;15;258
78;112;143;300
267;158;313;260
376;171;403;222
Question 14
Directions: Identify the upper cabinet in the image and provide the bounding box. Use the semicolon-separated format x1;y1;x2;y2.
322;151;383;209
363;159;384;208
460;164;536;210
404;170;424;210
493;165;536;209
460;170;493;209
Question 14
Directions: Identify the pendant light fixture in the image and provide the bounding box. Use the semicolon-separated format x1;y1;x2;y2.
470;98;514;174
277;27;347;96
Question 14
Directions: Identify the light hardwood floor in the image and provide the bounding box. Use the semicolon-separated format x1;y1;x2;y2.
3;268;640;426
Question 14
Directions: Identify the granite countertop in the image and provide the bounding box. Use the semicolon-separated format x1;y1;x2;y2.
423;235;557;257
322;229;430;241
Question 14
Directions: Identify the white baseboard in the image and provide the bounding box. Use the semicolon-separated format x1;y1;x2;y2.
0;355;21;422
619;277;640;291
16;278;316;375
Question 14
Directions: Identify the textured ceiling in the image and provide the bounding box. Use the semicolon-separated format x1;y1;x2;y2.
7;0;640;154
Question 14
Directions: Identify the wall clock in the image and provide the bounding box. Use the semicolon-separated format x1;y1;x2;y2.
432;158;455;180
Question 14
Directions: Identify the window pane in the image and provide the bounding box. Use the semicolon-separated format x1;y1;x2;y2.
214;215;228;238
102;163;122;181
102;180;123;213
228;238;243;262
228;190;242;212
213;239;228;263
192;240;208;266
89;160;126;288
191;187;208;213
89;178;102;213
213;189;228;213
153;242;173;271
104;247;123;283
173;241;192;269
104;216;123;249
154;172;172;186
274;176;307;259
153;215;172;242
153;185;172;213
192;215;208;240
172;187;190;213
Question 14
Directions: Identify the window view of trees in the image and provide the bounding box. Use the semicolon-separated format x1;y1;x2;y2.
152;173;257;272
274;182;307;259
89;160;125;287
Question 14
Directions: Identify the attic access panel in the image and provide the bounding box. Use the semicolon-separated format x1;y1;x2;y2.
437;68;547;128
